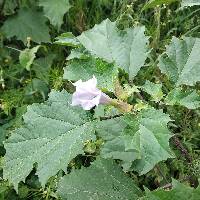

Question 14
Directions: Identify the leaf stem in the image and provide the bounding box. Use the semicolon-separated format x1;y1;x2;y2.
29;70;34;91
5;46;21;52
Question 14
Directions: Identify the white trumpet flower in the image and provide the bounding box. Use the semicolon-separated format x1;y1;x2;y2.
71;76;112;110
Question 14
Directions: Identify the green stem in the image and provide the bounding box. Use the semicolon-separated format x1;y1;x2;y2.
156;165;169;185
29;70;34;91
153;6;161;50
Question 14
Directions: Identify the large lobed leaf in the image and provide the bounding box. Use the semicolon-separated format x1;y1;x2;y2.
1;8;50;44
141;80;164;102
39;0;71;29
3;90;96;191
165;88;200;109
77;19;149;79
159;37;200;86
63;57;117;91
57;158;142;200
96;116;140;171
97;108;174;174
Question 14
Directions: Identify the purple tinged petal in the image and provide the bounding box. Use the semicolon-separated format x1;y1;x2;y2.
99;92;112;104
79;95;101;110
71;76;112;110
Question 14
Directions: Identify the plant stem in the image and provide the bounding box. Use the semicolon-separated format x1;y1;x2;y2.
172;136;192;163
153;6;161;50
29;70;34;91
156;165;169;185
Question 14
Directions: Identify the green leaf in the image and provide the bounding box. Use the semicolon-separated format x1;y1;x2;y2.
77;19;149;79
159;37;200;86
165;88;200;109
1;8;50;44
39;0;71;29
2;0;18;15
0;106;27;147
67;48;89;60
33;54;56;83
55;33;80;47
19;46;40;71
182;0;200;7
94;105;120;119
141;179;200;200
63;57;117;91
130;108;174;174
96;116;140;170
25;78;49;100
3;90;96;191
57;158;142;200
97;108;174;174
143;0;178;10
0;126;7;147
142;80;164;102
115;83;140;101
1;89;24;115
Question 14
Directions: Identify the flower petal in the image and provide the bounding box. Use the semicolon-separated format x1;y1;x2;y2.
71;76;112;110
79;96;100;110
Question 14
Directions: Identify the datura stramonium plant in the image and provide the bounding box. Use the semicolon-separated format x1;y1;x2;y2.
71;76;133;112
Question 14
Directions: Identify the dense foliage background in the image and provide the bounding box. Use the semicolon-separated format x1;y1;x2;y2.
0;0;200;199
